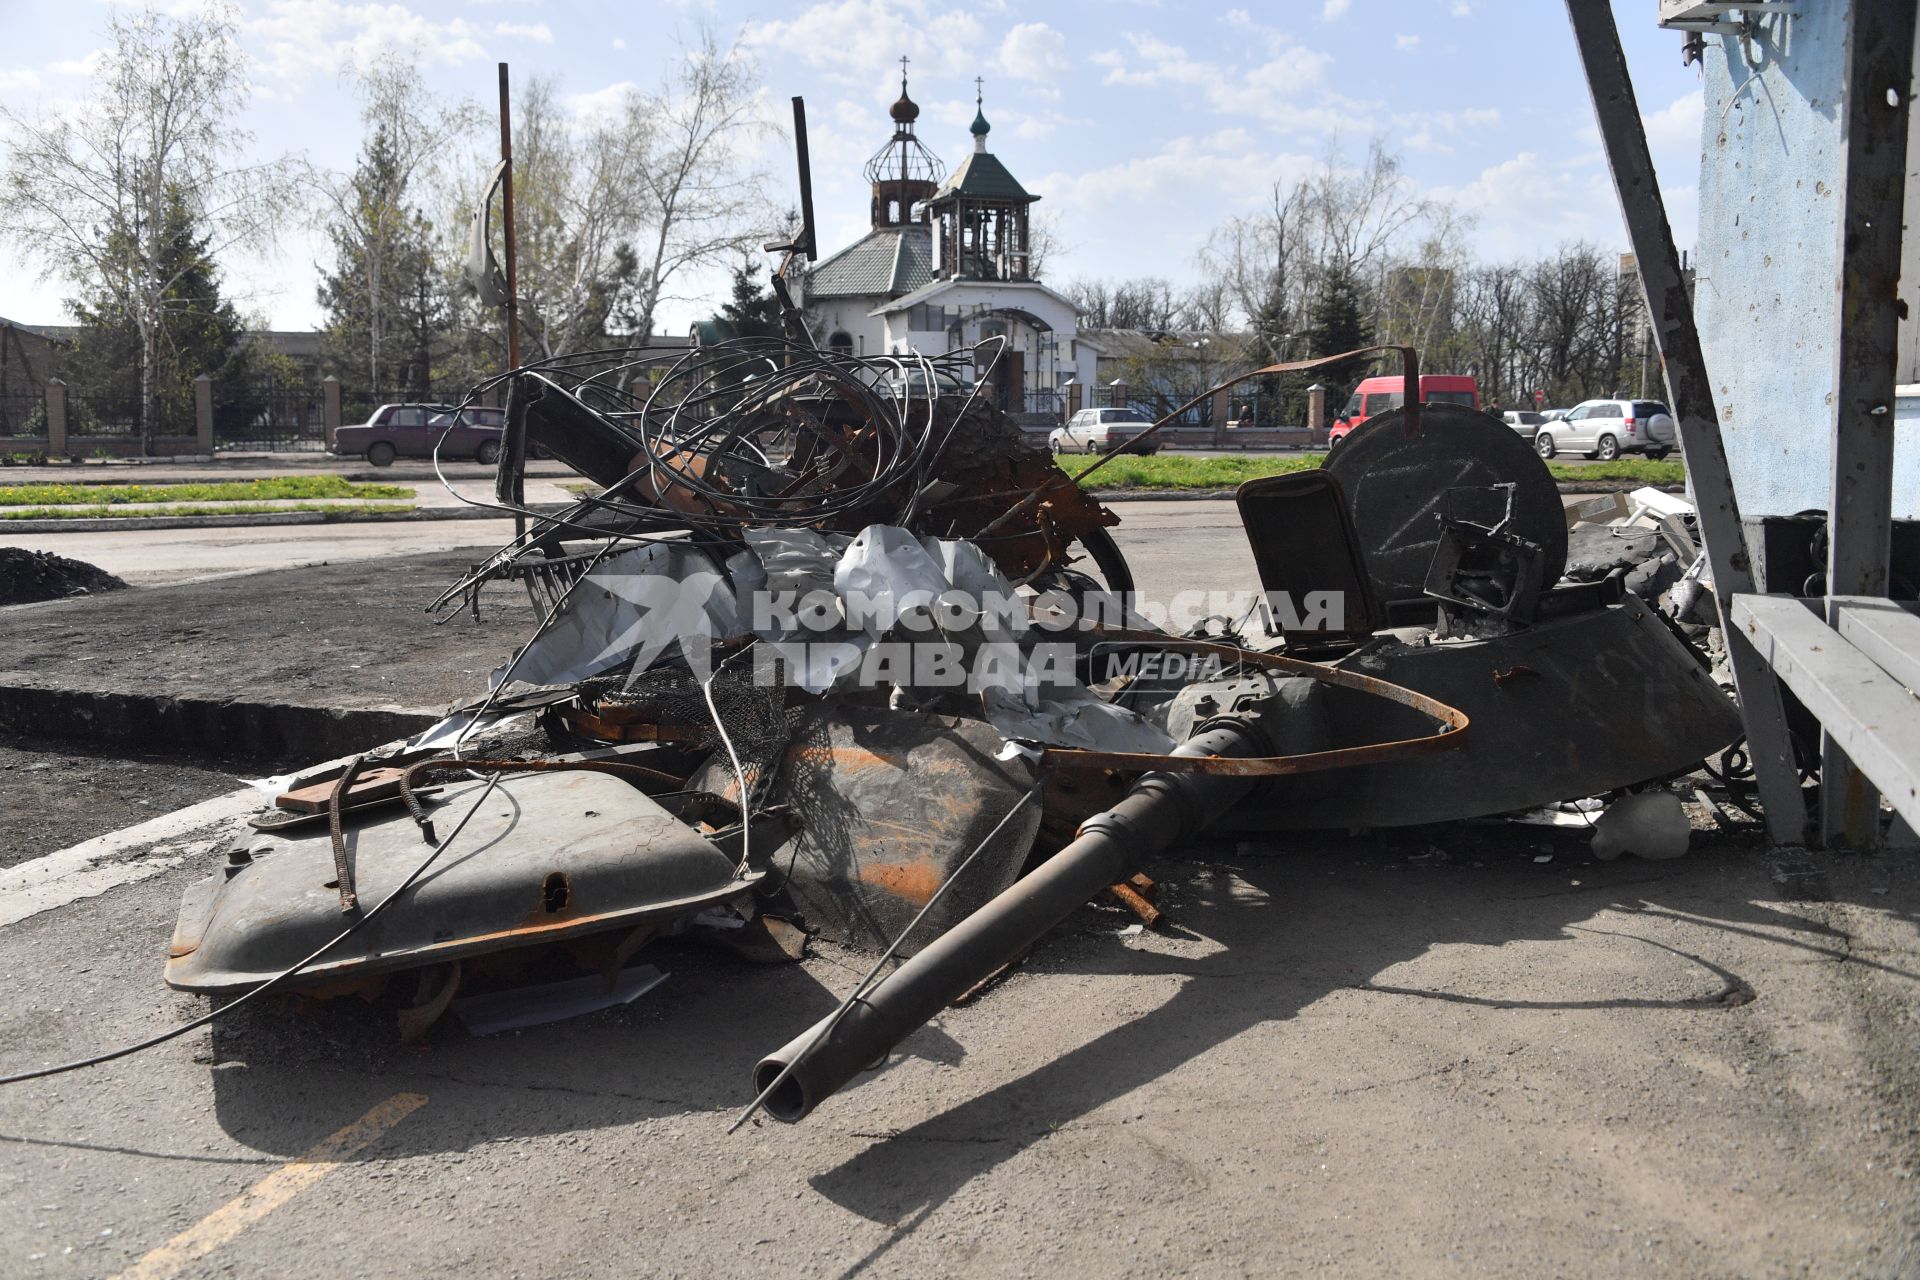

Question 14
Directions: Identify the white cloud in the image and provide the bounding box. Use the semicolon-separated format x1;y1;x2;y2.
0;68;41;92
740;0;987;84
492;21;553;44
1321;0;1351;20
1642;90;1704;152
1040;130;1315;216
1451;1;1472;14
243;2;491;94
1100;31;1354;132
612;36;626;50
567;81;636;121
1395;33;1420;49
997;23;1069;81
1395;106;1503;153
45;50;106;78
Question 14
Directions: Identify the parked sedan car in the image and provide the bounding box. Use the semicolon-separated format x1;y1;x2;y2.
332;403;507;466
1501;410;1546;441
1532;399;1676;461
1048;407;1161;455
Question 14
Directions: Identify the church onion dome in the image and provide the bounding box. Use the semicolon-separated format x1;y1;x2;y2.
969;105;990;137
891;88;920;125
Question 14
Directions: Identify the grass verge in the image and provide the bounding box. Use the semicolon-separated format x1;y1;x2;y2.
0;502;417;521
0;474;413;506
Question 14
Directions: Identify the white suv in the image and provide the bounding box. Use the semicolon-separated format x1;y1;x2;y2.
1049;407;1160;455
1533;399;1676;461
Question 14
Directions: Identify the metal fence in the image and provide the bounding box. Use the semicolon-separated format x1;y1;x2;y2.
1020;389;1063;421
63;390;189;441
0;391;44;441
213;377;327;452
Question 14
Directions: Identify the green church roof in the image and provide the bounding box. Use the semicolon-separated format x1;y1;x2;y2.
927;150;1037;205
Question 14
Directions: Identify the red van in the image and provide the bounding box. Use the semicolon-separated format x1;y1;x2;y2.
1327;374;1479;446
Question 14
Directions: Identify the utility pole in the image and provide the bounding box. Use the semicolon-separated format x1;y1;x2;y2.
498;63;521;374
498;62;523;540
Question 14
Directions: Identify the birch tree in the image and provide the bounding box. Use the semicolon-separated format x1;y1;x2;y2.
0;4;296;451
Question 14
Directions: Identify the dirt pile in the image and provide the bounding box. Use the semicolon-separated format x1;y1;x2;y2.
0;547;128;606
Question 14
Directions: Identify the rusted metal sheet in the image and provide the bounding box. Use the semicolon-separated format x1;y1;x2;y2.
166;770;758;994
692;706;1042;955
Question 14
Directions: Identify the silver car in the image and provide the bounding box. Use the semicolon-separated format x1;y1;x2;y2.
1502;410;1545;441
1533;399;1676;461
1049;407;1160;455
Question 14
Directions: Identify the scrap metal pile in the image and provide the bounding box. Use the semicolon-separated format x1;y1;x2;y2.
159;340;1744;1124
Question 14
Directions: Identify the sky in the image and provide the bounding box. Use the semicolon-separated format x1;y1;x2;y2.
0;0;1705;336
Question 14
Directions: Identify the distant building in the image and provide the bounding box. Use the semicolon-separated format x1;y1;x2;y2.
790;69;1096;421
0;317;57;392
1617;251;1692;401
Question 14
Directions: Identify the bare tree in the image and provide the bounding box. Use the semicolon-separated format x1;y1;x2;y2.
484;30;770;360
1373;203;1476;356
1527;242;1621;402
1026;207;1067;281
0;4;297;448
1065;276;1189;330
1197;178;1315;337
1309;139;1436;284
499;77;641;360
624;28;774;343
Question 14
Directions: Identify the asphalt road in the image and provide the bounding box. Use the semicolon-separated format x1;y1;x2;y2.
0;500;1259;594
3;506;1918;1277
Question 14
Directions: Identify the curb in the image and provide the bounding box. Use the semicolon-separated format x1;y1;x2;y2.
0;681;441;762
0;503;570;534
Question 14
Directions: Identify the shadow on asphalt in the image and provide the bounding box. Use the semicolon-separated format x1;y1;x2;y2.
801;832;1920;1275
192;826;1918;1212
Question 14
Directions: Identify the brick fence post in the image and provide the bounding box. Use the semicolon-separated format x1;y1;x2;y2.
45;378;66;458
1211;388;1229;449
1109;380;1127;412
323;377;341;449
1307;383;1327;445
194;374;214;455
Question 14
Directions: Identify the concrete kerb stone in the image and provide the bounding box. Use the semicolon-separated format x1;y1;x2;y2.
0;503;569;535
0;681;441;763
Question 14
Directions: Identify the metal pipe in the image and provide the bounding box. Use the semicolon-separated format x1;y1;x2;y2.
751;720;1267;1123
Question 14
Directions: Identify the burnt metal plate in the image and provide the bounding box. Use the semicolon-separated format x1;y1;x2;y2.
1224;598;1740;829
167;771;753;994
696;707;1041;955
1234;469;1380;643
1323;404;1568;604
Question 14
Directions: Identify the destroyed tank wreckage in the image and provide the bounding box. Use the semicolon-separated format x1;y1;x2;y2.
158;337;1738;1125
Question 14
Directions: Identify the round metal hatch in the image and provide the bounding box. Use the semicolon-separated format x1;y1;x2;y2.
1323;403;1569;603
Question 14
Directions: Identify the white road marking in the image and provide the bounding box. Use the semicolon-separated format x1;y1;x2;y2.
0;787;260;928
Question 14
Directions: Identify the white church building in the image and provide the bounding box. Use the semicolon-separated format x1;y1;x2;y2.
790;72;1097;422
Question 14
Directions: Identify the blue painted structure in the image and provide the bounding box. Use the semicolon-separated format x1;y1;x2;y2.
1694;6;1920;519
